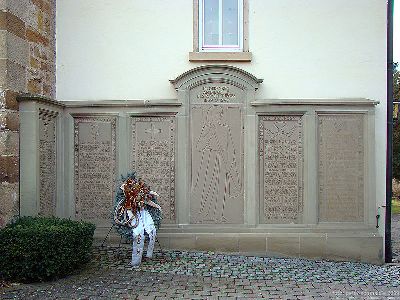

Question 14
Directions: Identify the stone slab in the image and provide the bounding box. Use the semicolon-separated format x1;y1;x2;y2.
6;0;31;25
190;84;244;104
0;130;19;156
3;90;19;110
6;59;27;92
299;236;326;259
359;237;383;265
190;104;244;224
93;228;384;264
156;236;171;249
318;114;365;222
131;116;176;223
74;116;116;221
0;182;18;227
195;235;239;252
0;59;6;87
326;236;383;264
169;236;196;250
0;31;6;59
0;155;18;183
238;235;267;253
0;110;19;131
6;31;29;67
266;236;300;257
259;115;303;224
38;109;57;216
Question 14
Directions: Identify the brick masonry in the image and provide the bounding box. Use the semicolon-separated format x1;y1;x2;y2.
0;0;56;227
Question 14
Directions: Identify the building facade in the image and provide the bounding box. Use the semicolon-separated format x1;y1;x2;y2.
4;0;390;263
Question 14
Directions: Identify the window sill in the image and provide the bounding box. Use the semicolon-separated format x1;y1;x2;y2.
189;52;252;62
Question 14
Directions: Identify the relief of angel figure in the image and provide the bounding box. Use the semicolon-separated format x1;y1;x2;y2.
191;105;242;223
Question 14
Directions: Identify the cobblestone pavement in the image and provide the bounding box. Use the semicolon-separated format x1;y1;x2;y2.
2;246;400;300
1;215;399;300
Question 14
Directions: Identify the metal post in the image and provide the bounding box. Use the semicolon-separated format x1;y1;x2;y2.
386;0;394;263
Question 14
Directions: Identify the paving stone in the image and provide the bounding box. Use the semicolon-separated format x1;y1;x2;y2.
0;217;399;299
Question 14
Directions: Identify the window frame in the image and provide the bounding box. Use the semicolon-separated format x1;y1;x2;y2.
198;0;244;52
191;0;251;61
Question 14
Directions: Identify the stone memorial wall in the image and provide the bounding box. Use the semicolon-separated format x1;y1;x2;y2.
259;115;304;224
196;85;237;103
318;114;364;222
74;116;116;221
17;65;382;263
39;109;57;216
189;83;244;224
131;116;176;223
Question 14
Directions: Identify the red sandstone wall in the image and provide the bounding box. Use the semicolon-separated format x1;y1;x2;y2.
0;0;56;226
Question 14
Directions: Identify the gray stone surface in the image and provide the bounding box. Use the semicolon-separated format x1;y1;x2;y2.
131;116;176;223
0;182;18;227
39;110;57;216
74;117;116;221
6;32;30;68
1;219;399;300
190;104;244;224
259;115;303;224
318;114;365;222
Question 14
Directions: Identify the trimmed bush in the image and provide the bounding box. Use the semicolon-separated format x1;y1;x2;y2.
0;216;96;283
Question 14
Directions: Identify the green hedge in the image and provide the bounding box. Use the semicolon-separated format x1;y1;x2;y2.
0;216;96;283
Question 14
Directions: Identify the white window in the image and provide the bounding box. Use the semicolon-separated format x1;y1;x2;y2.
199;0;243;52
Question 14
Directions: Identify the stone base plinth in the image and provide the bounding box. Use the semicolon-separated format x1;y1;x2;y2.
94;226;383;265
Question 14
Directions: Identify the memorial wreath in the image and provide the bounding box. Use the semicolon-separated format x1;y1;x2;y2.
112;173;162;266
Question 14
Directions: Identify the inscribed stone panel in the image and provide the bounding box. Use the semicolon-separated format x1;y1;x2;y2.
131;116;176;223
190;83;244;104
318;114;364;222
259;115;303;224
39;109;57;216
190;104;244;224
74;117;116;220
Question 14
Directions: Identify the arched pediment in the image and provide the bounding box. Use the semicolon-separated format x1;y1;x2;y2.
170;65;263;91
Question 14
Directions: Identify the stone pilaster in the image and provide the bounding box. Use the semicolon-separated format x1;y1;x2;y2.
0;0;56;227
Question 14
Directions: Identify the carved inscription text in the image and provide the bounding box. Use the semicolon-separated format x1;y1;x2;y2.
259;115;303;223
197;86;236;103
74;117;116;220
318;114;364;222
131;117;176;223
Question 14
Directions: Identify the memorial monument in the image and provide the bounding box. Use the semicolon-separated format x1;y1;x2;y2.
7;0;389;264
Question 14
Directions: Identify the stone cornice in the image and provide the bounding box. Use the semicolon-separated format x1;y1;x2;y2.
16;95;183;109
16;93;65;107
170;65;263;91
60;100;182;108
251;98;380;106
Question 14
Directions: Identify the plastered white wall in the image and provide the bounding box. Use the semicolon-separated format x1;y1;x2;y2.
56;0;388;231
56;0;386;101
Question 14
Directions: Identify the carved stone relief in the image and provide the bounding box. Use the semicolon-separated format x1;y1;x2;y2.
190;104;244;224
259;115;303;224
74;116;116;220
39;109;57;216
190;83;243;104
197;86;236;103
131;116;176;223
318;114;364;222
